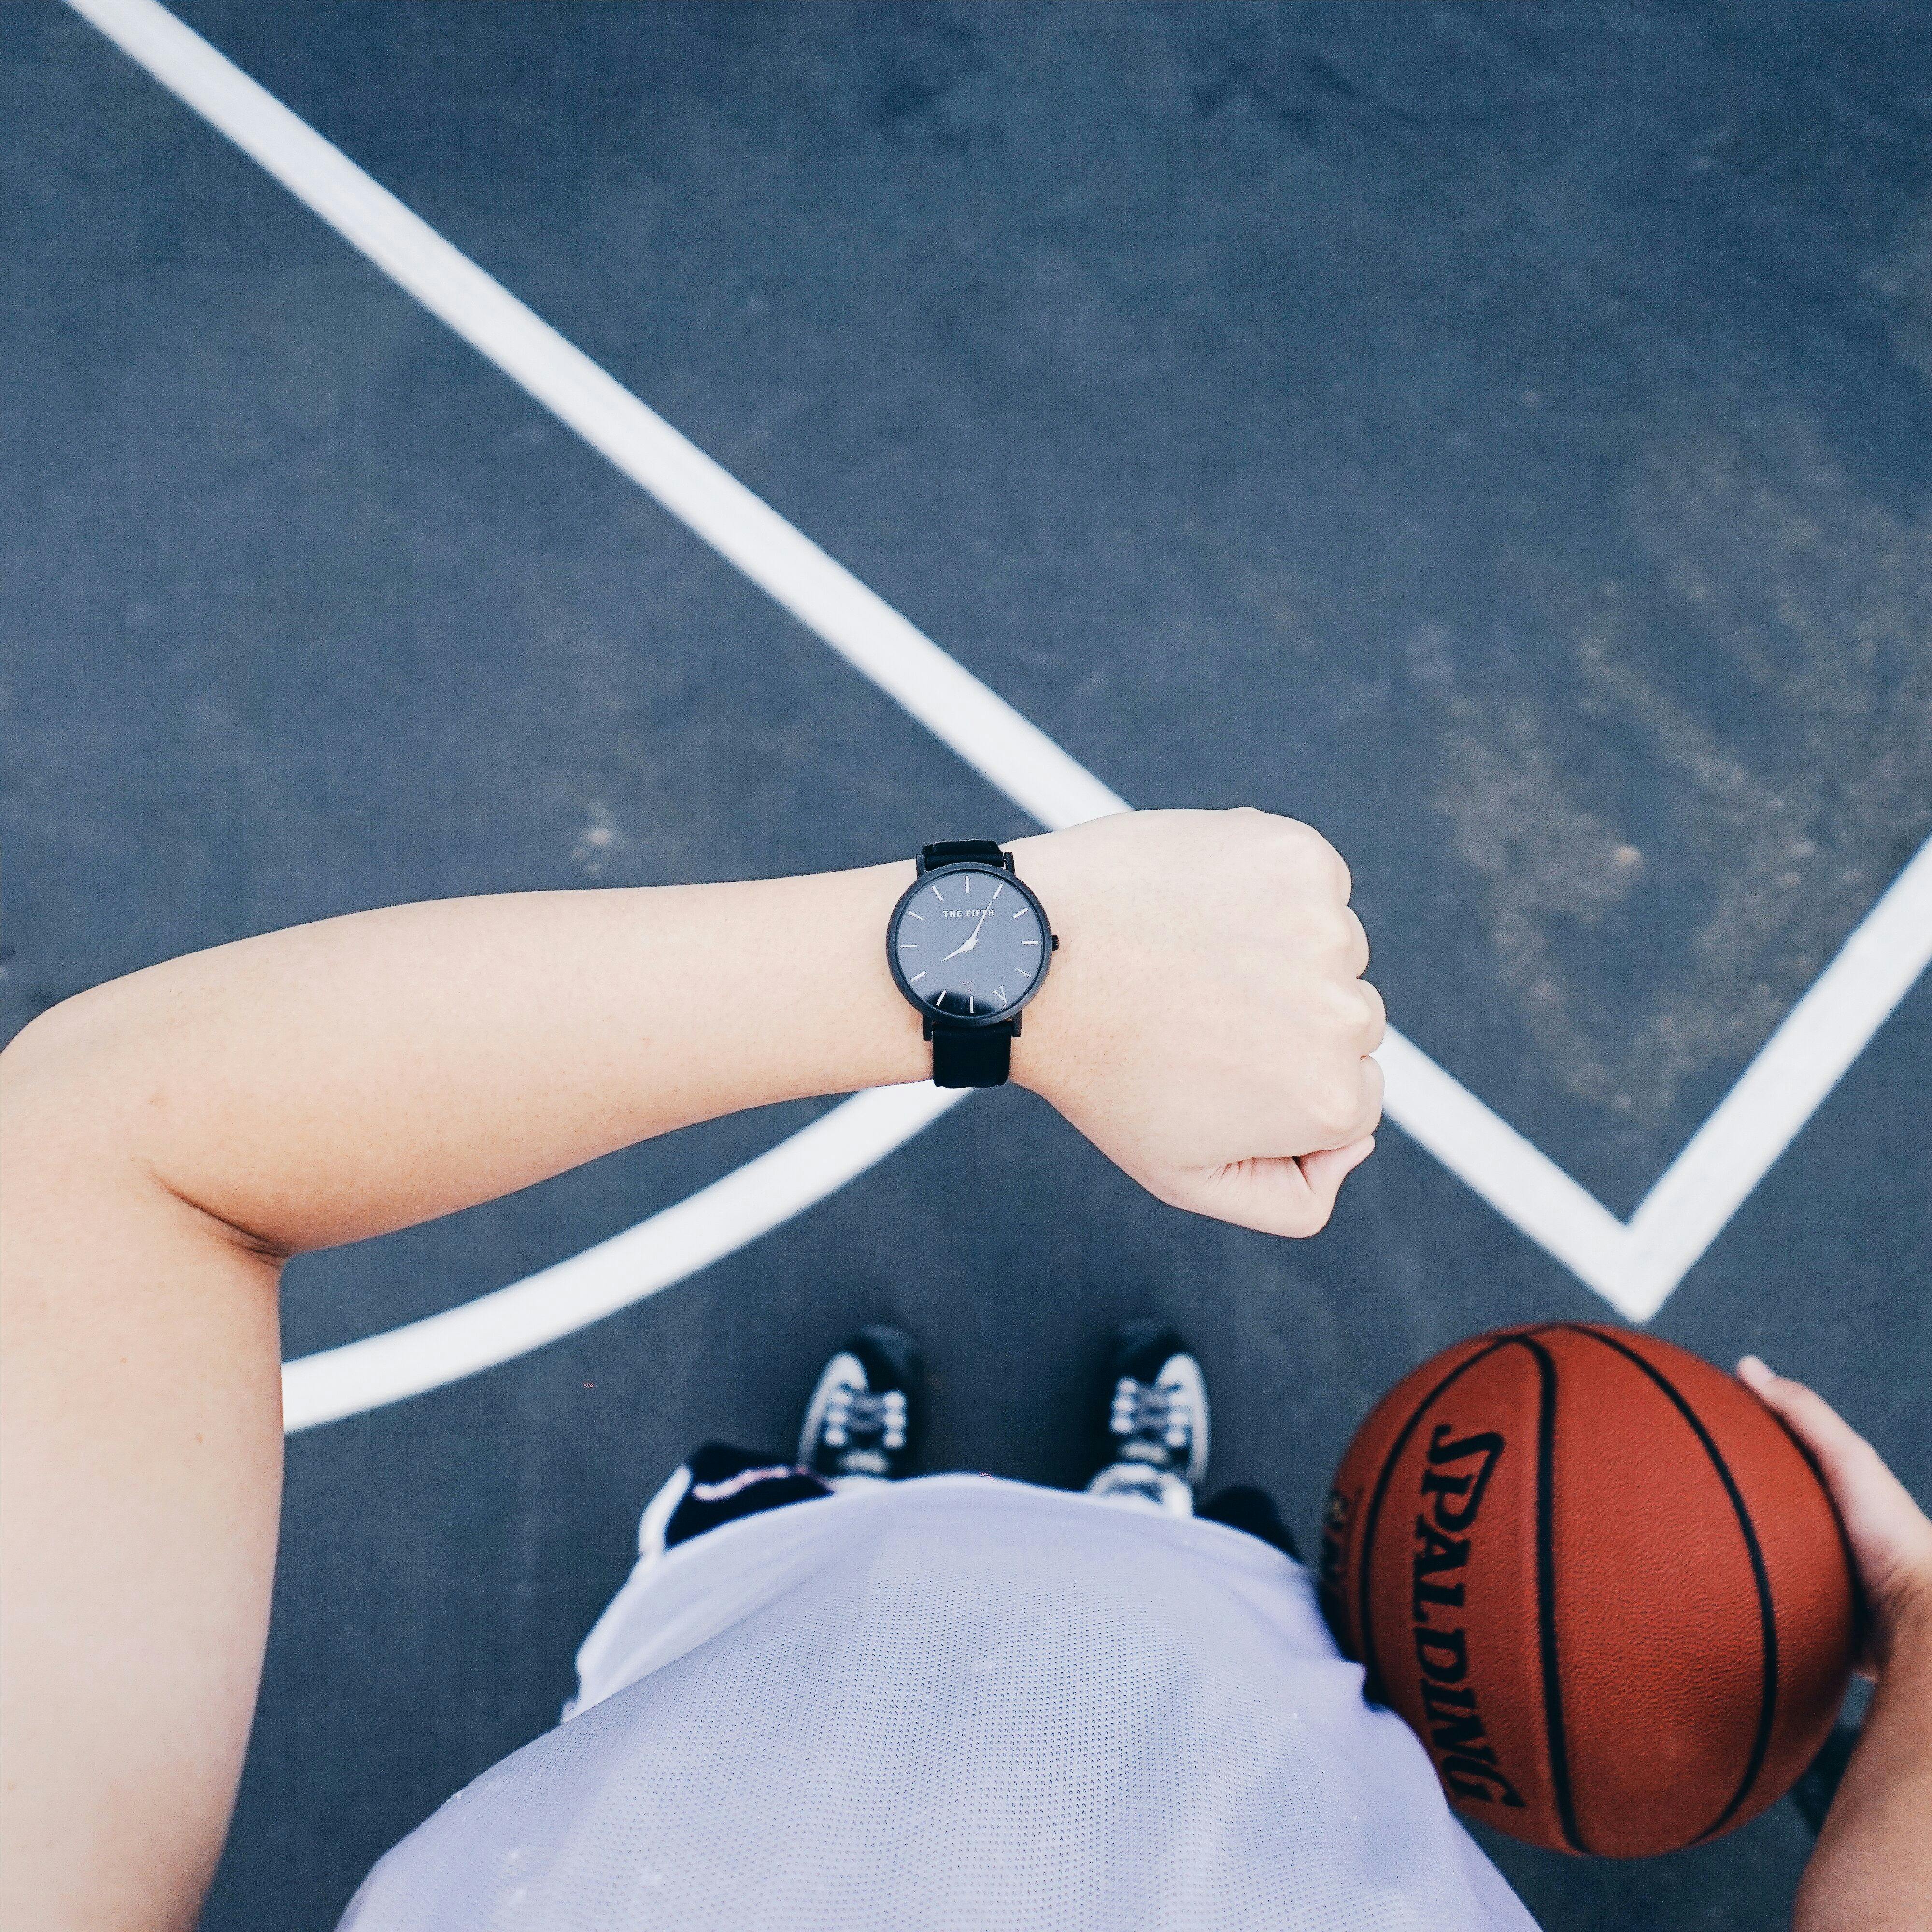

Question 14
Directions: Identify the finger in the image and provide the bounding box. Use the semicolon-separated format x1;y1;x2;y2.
1341;906;1370;977
1298;1134;1377;1210
1174;1135;1375;1239
1737;1357;1880;1492
1310;1054;1383;1149
1318;972;1382;1048
1293;1050;1386;1153
1356;978;1387;1051
1350;1053;1385;1140
1737;1356;1932;1653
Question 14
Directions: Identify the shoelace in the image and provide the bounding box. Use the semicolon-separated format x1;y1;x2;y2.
1110;1375;1191;1467
820;1386;907;1456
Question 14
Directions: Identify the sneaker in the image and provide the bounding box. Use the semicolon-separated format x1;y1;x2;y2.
1085;1320;1209;1517
797;1325;927;1488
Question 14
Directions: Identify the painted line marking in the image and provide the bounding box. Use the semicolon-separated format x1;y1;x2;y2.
68;0;1932;1421
282;1085;967;1431
65;0;1126;836
1619;833;1932;1320
1370;1030;1634;1309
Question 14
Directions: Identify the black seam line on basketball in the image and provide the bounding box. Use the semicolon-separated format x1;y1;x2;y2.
1511;1333;1588;1857
1354;1336;1518;1708
1563;1325;1779;1844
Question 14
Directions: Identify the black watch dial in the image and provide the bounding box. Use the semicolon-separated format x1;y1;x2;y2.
890;864;1050;1022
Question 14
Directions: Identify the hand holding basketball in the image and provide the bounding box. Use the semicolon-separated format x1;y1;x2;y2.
1011;808;1385;1239
1736;1357;1932;1674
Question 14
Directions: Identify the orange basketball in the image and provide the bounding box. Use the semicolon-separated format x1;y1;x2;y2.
1317;1324;1856;1856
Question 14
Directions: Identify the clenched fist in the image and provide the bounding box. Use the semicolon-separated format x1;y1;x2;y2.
1010;808;1385;1238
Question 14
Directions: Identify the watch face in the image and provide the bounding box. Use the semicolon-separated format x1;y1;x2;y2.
891;865;1049;1021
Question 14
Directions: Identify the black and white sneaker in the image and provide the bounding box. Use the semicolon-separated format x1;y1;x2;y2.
1084;1320;1210;1518
797;1325;927;1489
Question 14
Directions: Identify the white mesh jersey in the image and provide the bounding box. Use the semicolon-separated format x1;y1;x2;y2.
341;1475;1537;1932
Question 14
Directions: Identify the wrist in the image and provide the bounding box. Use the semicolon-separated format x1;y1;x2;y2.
1002;829;1103;1103
1875;1571;1932;1675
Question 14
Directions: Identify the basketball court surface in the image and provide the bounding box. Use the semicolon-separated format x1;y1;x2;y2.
5;4;1930;1926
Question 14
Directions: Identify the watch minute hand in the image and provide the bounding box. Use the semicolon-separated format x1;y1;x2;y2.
940;909;993;961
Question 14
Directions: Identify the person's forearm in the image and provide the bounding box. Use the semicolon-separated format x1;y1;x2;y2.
9;810;1385;1266
8;861;933;1255
1794;1602;1932;1932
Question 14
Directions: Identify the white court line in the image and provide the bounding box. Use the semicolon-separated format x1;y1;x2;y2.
65;0;1125;837
1370;1032;1634;1308
71;0;1932;1425
283;1085;966;1432
1620;834;1932;1320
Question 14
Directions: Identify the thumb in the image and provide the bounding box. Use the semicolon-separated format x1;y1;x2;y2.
1172;1135;1376;1238
1737;1355;1932;1668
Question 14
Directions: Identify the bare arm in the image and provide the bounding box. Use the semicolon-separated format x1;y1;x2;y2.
2;808;1382;1930
1736;1358;1932;1932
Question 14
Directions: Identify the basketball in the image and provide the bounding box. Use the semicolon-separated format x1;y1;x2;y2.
1316;1324;1857;1857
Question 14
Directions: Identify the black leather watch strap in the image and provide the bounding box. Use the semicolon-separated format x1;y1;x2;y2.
930;1021;1014;1089
919;839;1011;874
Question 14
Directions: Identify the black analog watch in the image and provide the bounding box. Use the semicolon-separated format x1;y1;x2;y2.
887;841;1058;1088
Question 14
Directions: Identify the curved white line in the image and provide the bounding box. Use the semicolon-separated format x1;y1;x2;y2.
282;1085;967;1432
77;0;1932;1418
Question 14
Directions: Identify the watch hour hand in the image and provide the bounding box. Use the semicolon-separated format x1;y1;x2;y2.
941;909;994;962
